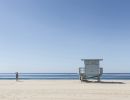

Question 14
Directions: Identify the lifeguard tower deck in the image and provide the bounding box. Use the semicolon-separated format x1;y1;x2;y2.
79;59;103;82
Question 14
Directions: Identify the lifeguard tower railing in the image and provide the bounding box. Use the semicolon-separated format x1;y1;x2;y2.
79;67;103;81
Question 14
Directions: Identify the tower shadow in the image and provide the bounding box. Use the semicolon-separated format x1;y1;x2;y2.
81;80;125;84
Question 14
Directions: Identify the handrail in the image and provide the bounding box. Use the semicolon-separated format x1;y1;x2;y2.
79;67;85;74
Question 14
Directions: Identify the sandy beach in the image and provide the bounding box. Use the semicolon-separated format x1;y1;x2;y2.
0;80;130;100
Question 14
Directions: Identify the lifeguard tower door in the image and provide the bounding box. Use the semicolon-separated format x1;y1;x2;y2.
84;60;100;78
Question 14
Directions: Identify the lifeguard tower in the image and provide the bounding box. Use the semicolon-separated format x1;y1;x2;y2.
79;59;103;82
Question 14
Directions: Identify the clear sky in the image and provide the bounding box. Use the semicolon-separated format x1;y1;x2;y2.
0;0;130;73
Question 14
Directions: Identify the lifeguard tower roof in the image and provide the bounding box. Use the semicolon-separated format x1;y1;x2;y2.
81;59;103;61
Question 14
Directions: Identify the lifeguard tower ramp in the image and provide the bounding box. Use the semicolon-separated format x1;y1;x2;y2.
79;59;103;82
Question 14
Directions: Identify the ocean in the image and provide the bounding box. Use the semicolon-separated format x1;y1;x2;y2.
0;73;130;80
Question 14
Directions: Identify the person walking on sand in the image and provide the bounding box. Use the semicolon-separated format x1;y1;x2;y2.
16;72;19;81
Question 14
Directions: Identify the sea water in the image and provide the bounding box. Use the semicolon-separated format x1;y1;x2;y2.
0;73;130;80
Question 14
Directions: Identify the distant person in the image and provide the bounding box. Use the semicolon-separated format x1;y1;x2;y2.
16;72;19;81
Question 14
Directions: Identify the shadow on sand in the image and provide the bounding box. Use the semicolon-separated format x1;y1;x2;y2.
81;80;125;84
16;80;24;82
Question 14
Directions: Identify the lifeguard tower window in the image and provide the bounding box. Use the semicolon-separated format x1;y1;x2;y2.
85;60;99;65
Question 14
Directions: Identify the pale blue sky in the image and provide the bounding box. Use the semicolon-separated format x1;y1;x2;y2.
0;0;130;73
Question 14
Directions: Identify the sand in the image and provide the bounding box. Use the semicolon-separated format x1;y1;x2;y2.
0;80;130;100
